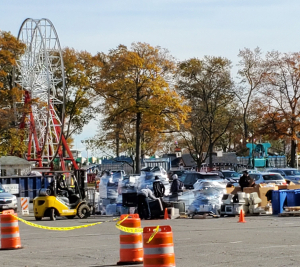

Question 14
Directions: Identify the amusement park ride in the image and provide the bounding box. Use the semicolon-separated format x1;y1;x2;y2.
14;18;79;171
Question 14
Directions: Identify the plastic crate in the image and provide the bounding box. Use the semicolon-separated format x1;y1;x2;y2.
272;190;288;215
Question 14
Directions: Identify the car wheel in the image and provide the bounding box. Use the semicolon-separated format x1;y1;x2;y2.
35;217;42;221
77;204;90;219
14;208;18;213
49;208;57;221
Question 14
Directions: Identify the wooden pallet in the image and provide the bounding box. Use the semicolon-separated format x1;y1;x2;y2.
279;211;300;217
284;206;300;211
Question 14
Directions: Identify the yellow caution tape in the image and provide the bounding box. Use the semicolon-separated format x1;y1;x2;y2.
115;215;160;244
12;214;117;231
115;215;143;233
147;225;160;243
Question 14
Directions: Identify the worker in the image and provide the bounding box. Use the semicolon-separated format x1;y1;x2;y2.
137;188;157;220
57;174;68;198
239;170;255;191
153;176;165;198
170;174;184;195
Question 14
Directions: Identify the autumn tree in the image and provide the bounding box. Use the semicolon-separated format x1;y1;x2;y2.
0;31;26;156
54;48;100;144
236;47;266;146
177;56;236;170
259;51;300;167
94;42;189;173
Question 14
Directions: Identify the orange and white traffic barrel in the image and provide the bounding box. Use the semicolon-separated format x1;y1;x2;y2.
117;214;143;265
143;225;175;267
0;210;22;250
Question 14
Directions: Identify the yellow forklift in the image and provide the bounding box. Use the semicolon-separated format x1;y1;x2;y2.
33;169;91;220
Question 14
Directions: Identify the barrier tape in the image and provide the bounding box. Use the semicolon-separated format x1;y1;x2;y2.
11;214;118;231
147;225;160;243
115;215;160;243
115;215;143;233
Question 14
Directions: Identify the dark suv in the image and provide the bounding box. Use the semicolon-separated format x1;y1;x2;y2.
179;172;221;189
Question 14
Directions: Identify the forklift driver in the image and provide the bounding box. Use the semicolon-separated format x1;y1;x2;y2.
57;174;69;198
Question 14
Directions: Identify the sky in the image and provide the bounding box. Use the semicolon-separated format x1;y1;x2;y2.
1;0;300;157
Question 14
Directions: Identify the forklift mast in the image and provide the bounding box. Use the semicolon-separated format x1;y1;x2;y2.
74;169;87;199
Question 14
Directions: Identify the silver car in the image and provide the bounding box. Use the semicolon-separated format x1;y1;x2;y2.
249;172;287;185
0;183;18;212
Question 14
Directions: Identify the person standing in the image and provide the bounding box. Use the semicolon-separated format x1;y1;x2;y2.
153;176;165;198
137;188;157;219
170;174;184;195
239;170;255;191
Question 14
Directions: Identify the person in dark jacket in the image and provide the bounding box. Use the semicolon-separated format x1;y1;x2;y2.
153;176;165;198
239;170;255;191
170;174;184;195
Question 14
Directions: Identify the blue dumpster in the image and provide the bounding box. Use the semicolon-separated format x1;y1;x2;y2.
272;190;288;215
0;176;43;201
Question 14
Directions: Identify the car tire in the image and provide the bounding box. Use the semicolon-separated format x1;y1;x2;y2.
77;204;90;219
35;217;42;221
14;208;18;213
49;208;57;221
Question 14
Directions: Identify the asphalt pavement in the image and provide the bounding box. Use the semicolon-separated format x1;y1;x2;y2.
1;211;300;267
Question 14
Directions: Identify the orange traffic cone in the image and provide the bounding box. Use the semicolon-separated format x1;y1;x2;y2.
1;210;22;250
143;225;176;267
164;208;169;220
238;209;246;223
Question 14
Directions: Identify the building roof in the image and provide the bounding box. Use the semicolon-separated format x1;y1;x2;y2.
181;154;196;167
0;156;32;166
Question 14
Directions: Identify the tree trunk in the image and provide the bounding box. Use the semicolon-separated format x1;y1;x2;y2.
291;139;296;168
135;112;141;173
115;127;120;158
208;142;213;171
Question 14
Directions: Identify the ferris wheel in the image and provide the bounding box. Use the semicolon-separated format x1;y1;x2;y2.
15;18;78;170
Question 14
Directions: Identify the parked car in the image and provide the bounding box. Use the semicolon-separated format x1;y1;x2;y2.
221;170;241;181
249;172;287;185
179;172;222;189
266;168;300;184
0;183;18;212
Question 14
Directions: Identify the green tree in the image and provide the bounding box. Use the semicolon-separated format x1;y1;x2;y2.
94;42;189;173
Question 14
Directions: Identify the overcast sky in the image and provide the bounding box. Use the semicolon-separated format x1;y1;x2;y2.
1;0;300;156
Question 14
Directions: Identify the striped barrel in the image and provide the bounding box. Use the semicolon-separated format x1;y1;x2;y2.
1;210;21;250
117;214;143;265
143;225;175;267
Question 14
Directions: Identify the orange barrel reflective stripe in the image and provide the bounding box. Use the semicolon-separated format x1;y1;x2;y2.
143;225;175;267
117;214;143;265
1;210;22;250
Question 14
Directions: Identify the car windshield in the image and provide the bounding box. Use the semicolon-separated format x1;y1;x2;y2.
249;174;261;181
222;172;240;178
179;173;187;182
283;170;300;176
263;174;284;181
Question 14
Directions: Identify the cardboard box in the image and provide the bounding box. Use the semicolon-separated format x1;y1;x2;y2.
287;184;300;190
243;184;260;194
258;186;278;207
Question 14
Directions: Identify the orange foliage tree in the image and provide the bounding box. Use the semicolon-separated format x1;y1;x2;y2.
94;43;189;173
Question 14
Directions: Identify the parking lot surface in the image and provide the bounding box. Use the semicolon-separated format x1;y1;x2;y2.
2;213;300;267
